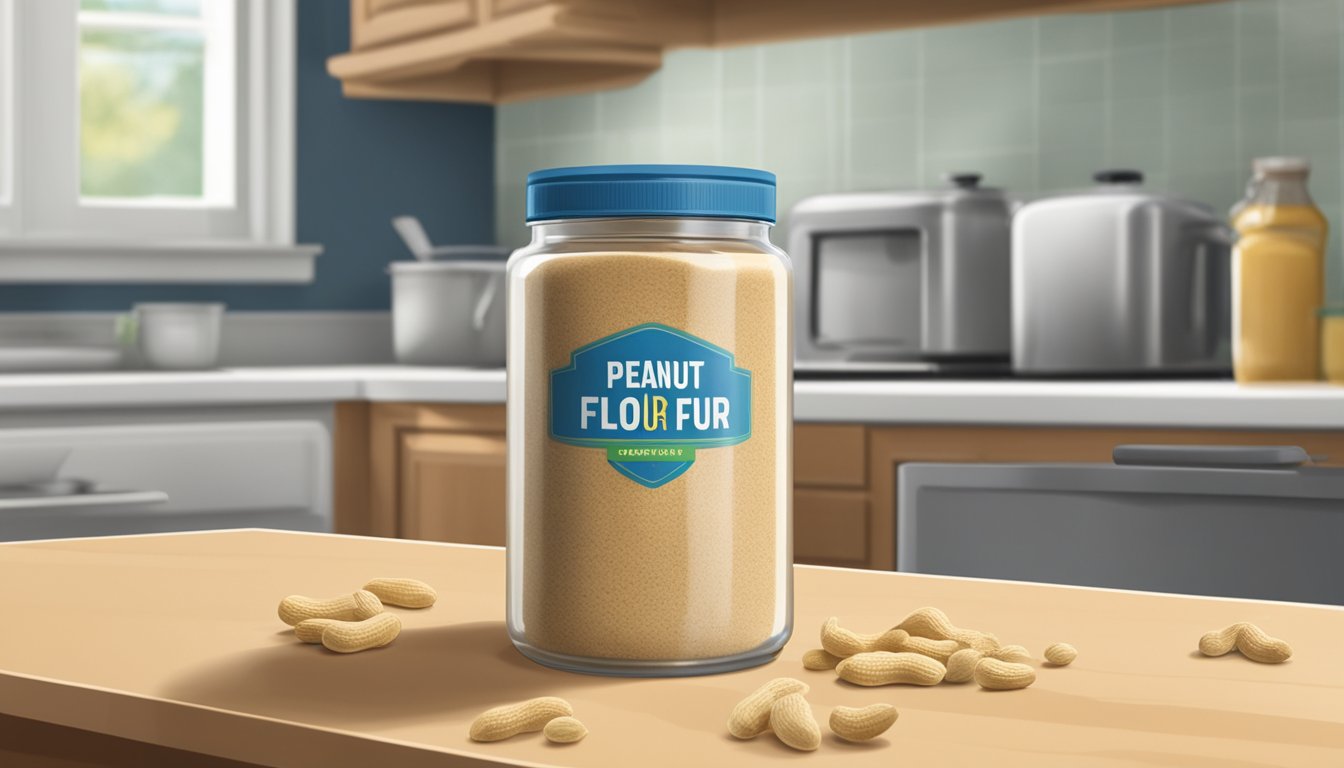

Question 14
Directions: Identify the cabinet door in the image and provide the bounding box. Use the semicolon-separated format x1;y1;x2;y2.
795;423;866;487
793;423;870;568
351;0;476;49
794;488;869;568
398;430;506;546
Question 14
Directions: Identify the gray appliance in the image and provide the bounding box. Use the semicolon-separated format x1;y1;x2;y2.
898;445;1344;605
0;406;332;542
1012;170;1234;375
791;174;1012;370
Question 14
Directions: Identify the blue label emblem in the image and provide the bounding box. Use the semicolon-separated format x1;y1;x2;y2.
550;323;752;488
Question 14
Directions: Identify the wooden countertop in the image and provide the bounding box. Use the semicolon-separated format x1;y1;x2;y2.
0;530;1340;767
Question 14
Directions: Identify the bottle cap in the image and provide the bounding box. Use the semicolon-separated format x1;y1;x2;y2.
1252;157;1310;176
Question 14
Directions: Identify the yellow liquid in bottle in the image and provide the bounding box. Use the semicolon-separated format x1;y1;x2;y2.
1232;204;1327;382
1324;315;1344;384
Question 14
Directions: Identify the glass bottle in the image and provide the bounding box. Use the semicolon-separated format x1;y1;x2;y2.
1232;157;1328;382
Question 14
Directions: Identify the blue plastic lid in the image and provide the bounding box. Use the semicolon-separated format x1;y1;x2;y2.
526;164;776;224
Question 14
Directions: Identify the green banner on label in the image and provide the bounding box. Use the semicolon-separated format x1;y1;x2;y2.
606;446;696;462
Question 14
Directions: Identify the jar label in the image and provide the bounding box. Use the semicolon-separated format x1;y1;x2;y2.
550;323;752;488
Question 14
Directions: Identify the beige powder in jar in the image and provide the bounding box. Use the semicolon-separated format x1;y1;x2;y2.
520;248;790;661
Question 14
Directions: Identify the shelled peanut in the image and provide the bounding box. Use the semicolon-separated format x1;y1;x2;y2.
836;652;947;686
543;716;588;744
944;648;984;683
801;648;842;670
1198;622;1292;663
973;657;1037;690
770;693;822;751
317;614;403;653
813;609;1042;691
277;590;383;626
896;606;1001;652
986;644;1032;664
1044;642;1078;666
470;697;575;742
829;703;898;742
727;677;899;752
363;577;437;608
727;678;809;739
276;577;436;654
820;617;907;658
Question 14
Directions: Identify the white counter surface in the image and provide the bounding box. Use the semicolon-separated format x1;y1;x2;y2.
0;366;505;410
794;378;1344;429
0;366;1341;429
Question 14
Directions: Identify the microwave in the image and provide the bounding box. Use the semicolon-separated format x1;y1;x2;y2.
790;175;1013;368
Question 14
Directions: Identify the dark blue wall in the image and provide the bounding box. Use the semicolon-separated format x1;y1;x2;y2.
0;0;494;311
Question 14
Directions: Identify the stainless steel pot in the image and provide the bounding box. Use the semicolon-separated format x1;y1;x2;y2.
389;258;506;367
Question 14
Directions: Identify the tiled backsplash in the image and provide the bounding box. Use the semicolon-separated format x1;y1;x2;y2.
496;0;1344;302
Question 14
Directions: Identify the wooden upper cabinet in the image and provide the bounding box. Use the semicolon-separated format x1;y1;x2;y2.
329;0;709;104
710;0;1217;47
329;0;1219;104
350;0;476;50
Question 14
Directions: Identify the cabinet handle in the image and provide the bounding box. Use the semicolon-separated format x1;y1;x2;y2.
0;490;169;514
1112;444;1311;469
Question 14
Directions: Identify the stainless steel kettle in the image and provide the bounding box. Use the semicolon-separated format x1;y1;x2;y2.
1012;170;1234;375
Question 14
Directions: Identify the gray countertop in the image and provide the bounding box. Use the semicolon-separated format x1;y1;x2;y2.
0;366;1340;428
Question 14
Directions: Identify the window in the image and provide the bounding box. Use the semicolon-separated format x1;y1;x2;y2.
0;1;15;221
78;0;233;204
0;0;316;282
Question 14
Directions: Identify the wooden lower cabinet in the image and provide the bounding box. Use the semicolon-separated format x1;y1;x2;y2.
792;423;869;568
793;488;869;568
335;402;1344;572
334;401;507;543
399;430;506;545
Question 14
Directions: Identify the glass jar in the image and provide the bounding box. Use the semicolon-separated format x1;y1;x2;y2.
1231;157;1328;382
505;165;793;676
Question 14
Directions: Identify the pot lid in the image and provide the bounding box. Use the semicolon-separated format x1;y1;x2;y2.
945;172;988;190
387;259;506;274
420;245;512;260
792;172;1008;215
1019;168;1219;219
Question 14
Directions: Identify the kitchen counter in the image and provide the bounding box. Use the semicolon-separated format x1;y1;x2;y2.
0;366;506;410
793;378;1344;428
0;530;1340;767
1;366;1343;429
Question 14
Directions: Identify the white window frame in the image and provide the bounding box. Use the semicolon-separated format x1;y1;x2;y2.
0;0;319;283
0;0;14;226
